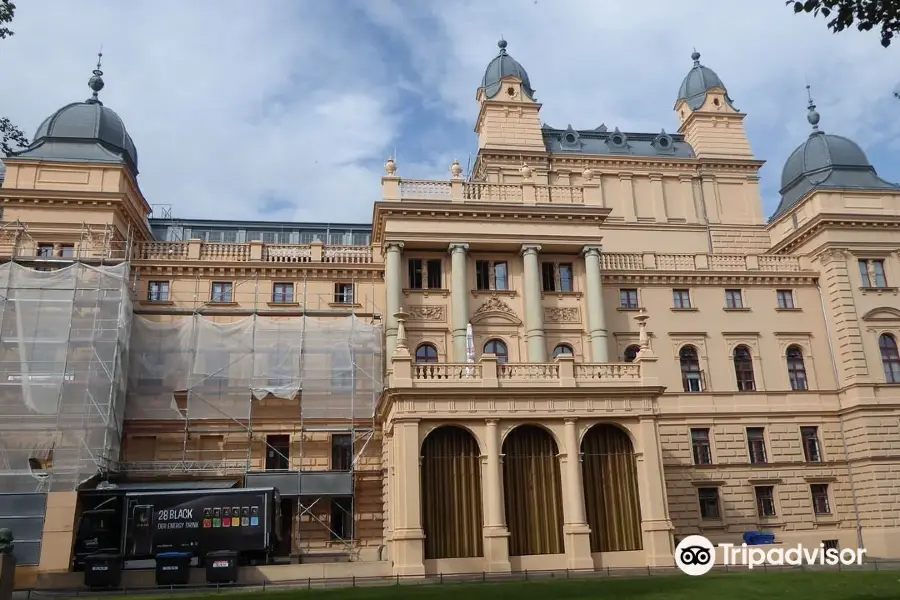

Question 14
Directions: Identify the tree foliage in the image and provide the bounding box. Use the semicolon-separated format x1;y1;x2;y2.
788;0;900;47
1;0;29;158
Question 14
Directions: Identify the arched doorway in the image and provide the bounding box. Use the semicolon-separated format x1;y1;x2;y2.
581;424;642;552
421;426;483;559
502;425;564;556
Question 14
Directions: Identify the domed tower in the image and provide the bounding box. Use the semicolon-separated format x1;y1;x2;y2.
771;95;898;221
0;55;151;243
673;51;754;159
9;58;139;175
475;39;545;155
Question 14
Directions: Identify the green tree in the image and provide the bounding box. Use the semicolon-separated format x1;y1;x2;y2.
1;0;29;157
787;0;900;47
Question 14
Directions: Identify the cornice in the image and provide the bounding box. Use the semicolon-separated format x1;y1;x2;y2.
132;264;384;278
603;272;818;286
770;213;900;254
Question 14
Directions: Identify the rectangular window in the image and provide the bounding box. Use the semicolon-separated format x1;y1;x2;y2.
272;282;294;304
147;280;169;302
690;428;712;465
858;259;888;288
619;289;639;309
475;260;509;291
747;427;768;464
672;289;692;309
330;497;353;540
755;486;777;517
210;282;233;303
698;487;720;520
426;259;442;289
776;289;795;309
801;426;822;462
37;244;54;257
264;435;290;471
334;282;354;304
60;245;75;258
408;258;423;289
541;262;574;293
811;484;831;515
331;434;352;471
725;289;744;309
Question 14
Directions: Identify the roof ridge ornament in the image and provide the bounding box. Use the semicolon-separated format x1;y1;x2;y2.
498;38;507;55
805;84;821;134
86;48;105;106
691;48;701;66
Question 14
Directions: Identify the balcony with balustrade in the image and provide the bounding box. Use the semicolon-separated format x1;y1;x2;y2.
131;238;375;265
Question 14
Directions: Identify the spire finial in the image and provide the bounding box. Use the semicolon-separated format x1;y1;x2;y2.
691;48;701;65
805;84;821;132
86;47;105;105
498;37;508;54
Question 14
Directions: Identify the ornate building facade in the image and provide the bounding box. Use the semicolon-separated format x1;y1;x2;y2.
1;41;899;587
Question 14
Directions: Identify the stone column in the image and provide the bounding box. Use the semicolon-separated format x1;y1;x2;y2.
562;419;593;570
391;420;425;576
582;246;609;362
483;419;511;572
521;244;547;362
449;243;470;363
384;241;404;359
635;418;675;567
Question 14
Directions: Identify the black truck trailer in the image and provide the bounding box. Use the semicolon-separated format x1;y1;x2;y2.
73;487;281;568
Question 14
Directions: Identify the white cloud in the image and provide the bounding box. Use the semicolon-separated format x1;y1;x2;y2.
1;0;897;222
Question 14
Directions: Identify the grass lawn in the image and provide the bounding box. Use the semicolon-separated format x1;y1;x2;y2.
120;570;899;600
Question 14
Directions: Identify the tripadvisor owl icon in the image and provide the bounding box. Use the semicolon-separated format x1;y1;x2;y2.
675;535;716;576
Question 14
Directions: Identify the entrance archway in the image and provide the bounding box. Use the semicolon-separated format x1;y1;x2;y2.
502;425;564;556
421;426;483;559
581;424;642;552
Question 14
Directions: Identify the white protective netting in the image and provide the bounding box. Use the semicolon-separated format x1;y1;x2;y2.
126;314;384;422
0;261;132;493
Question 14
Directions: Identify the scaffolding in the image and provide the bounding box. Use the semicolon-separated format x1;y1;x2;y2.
0;260;133;493
123;268;385;558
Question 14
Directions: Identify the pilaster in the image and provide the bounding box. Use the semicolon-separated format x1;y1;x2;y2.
635;418;675;567
391;420;425;576
449;243;470;363
562;419;593;570
582;246;609;362
521;244;547;362
482;419;511;572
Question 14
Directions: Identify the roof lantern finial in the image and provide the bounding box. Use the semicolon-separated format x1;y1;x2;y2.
498;37;507;55
805;84;821;132
691;48;701;65
86;47;105;105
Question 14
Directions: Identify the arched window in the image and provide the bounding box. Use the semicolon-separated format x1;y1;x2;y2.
879;334;900;383
786;345;808;391
552;344;574;358
483;339;508;364
415;343;439;363
733;345;756;392
623;345;641;363
679;345;702;392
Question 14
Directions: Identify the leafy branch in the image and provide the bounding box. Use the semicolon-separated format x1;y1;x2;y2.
1;0;29;157
788;0;900;47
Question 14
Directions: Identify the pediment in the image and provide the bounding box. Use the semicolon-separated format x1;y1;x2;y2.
861;307;900;322
470;296;522;325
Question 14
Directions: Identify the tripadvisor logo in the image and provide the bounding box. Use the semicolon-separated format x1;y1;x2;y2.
675;535;867;576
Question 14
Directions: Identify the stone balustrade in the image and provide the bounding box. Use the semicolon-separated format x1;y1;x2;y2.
600;252;804;272
389;178;591;205
133;240;373;264
393;354;650;389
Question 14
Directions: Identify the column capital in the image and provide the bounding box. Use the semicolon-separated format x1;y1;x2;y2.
485;418;500;426
564;417;578;425
581;245;602;257
384;241;405;252
448;242;470;254
520;244;542;256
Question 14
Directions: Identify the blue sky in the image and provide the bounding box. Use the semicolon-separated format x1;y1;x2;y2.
1;0;898;224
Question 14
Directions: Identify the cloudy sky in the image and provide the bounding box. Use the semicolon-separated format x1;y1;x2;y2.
1;0;898;224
